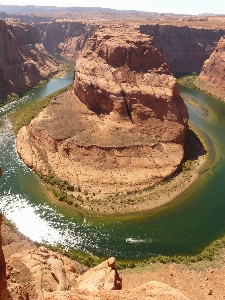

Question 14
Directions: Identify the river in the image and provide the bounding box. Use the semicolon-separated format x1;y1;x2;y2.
1;71;225;260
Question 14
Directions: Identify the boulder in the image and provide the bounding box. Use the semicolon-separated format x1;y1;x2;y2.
76;257;122;292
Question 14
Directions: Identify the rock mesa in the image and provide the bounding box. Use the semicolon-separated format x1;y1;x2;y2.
16;25;188;197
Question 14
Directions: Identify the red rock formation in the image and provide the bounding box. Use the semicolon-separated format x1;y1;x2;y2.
6;246;82;300
0;19;61;103
77;257;121;292
36;21;97;60
42;281;190;300
139;24;225;75
0;214;9;300
195;37;225;100
16;25;188;201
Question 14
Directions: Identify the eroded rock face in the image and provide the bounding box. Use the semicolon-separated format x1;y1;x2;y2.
36;21;96;60
6;246;82;300
0;20;60;103
0;214;9;300
139;24;225;75
77;257;121;292
16;25;188;197
195;37;225;100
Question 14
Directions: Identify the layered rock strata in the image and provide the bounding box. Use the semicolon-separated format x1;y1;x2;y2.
17;25;188;196
36;21;96;60
0;214;9;300
139;24;225;75
0;20;60;103
6;246;84;300
195;37;225;100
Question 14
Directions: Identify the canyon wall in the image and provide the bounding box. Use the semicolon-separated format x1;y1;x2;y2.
16;25;188;199
139;24;225;75
0;214;8;300
195;36;225;100
35;21;225;76
0;20;61;103
36;21;97;59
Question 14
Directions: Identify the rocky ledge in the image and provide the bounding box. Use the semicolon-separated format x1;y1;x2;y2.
195;36;225;100
16;25;188;198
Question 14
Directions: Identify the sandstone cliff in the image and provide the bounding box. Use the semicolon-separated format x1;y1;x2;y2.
195;37;225;100
0;20;61;103
0;214;9;300
139;24;225;75
36;21;96;60
16;25;188;200
35;21;225;76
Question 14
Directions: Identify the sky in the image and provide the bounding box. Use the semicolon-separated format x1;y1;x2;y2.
0;0;224;15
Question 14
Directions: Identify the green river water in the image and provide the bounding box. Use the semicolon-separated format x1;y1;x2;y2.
0;71;225;260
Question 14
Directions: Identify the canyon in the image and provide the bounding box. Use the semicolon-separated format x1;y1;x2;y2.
36;21;96;60
1;7;225;300
0;19;61;104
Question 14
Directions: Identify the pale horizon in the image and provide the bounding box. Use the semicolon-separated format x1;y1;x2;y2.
0;0;224;15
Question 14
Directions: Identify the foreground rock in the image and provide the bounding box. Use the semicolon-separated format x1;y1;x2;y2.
0;214;9;300
0;20;60;103
195;37;225;100
6;246;85;300
42;281;190;300
77;257;121;292
16;25;188;202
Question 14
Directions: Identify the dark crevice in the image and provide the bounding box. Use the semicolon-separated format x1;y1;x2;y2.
121;90;134;124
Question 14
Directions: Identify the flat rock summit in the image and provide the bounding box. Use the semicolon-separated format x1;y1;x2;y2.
17;25;188;196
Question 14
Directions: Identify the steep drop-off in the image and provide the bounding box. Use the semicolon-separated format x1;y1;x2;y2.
16;25;188;199
36;21;97;59
139;24;225;75
34;21;225;76
195;36;225;100
0;20;61;103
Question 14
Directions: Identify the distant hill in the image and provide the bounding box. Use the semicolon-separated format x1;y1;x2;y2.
0;4;143;14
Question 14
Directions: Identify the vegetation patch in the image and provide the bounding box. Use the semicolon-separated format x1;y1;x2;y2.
180;74;199;89
13;84;72;133
38;234;225;270
179;74;223;102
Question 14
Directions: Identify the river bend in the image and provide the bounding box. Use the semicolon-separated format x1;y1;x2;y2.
1;72;225;260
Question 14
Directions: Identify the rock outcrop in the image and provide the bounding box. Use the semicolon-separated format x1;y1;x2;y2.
42;281;190;300
76;257;121;292
195;36;225;100
0;20;61;103
6;246;85;300
36;21;96;60
16;25;188;198
0;214;9;300
139;24;225;75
